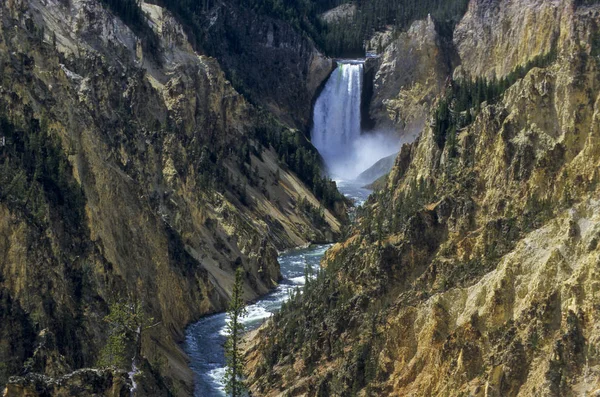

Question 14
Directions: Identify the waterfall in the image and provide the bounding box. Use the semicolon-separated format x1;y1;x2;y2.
312;62;364;180
312;61;402;182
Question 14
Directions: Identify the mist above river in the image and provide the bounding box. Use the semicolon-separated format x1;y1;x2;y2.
342;130;402;180
312;61;404;181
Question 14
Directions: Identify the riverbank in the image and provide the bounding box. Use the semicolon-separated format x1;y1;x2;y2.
184;244;332;396
184;181;372;396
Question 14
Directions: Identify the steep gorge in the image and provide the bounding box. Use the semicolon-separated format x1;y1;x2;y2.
247;1;600;396
0;0;342;395
3;0;600;395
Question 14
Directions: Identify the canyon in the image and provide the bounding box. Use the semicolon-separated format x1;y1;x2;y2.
0;0;343;395
1;0;600;396
247;1;600;396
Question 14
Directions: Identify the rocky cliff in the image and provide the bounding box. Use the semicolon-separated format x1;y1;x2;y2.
367;16;450;136
247;1;600;396
195;0;334;131
0;0;340;394
454;0;563;80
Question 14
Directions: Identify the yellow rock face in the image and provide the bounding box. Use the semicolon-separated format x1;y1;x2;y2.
0;0;340;394
247;1;600;396
454;0;566;80
369;15;448;135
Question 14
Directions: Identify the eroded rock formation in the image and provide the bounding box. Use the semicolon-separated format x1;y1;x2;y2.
0;0;339;394
247;1;600;396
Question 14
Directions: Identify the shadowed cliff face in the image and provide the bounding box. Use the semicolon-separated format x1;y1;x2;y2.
198;0;333;131
0;0;339;394
247;1;600;396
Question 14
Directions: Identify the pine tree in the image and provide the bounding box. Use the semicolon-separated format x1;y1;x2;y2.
98;297;159;371
224;267;248;397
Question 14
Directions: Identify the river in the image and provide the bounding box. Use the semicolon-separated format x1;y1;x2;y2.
184;181;371;396
185;57;380;396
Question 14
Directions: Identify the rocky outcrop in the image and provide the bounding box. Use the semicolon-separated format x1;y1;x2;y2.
0;0;342;394
454;0;565;79
247;1;600;396
4;369;131;397
368;16;449;136
356;152;398;184
319;3;357;24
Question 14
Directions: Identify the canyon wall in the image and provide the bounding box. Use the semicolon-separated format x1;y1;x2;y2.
248;1;600;396
368;16;449;135
197;0;334;131
0;0;339;394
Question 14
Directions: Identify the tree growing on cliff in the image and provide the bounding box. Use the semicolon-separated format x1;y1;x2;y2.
98;297;160;371
224;267;248;397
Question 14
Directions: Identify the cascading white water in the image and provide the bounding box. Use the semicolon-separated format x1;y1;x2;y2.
185;63;379;397
312;62;364;179
312;61;401;181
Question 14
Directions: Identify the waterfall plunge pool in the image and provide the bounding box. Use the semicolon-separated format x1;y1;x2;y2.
312;60;402;181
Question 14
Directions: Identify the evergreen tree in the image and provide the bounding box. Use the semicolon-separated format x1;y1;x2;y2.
224;267;248;397
98;297;158;371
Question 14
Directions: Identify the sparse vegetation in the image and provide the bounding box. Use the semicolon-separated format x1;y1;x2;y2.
224;267;248;397
155;0;470;57
319;0;470;56
252;115;345;211
98;298;156;370
433;47;558;150
298;196;327;228
0;113;85;231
